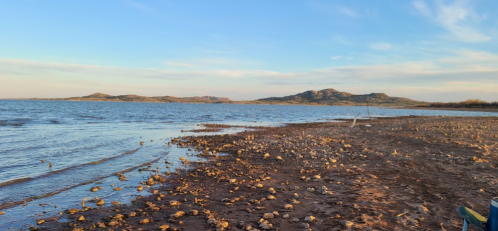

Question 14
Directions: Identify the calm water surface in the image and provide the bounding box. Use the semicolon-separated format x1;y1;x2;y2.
0;100;496;229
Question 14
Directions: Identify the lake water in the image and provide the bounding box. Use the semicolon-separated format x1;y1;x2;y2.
0;100;496;229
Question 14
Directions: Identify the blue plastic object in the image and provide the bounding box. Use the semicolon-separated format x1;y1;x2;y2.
486;198;498;231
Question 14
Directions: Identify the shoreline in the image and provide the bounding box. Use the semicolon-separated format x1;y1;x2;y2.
392;106;498;113
35;116;498;230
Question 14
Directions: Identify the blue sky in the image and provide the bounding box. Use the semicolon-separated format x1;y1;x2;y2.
1;0;497;101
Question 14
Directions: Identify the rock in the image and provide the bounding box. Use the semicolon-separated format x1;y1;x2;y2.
268;187;276;194
229;179;237;184
259;220;273;230
96;199;104;207
158;224;170;231
343;220;354;229
263;213;274;219
291;218;300;222
217;220;229;228
170;211;185;218
305;215;315;222
140;218;149;224
417;205;429;214
169;200;181;206
284;204;293;210
188;209;199;216
77;216;85;221
300;223;310;228
37;219;45;225
267;195;276;200
283;214;290;219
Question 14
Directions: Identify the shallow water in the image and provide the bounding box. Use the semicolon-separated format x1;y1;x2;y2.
0;100;496;229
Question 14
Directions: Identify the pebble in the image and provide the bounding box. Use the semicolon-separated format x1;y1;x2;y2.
263;213;274;219
305;215;316;222
171;211;185;218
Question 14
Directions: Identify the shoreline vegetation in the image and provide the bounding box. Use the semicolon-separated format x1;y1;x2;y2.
35;116;498;230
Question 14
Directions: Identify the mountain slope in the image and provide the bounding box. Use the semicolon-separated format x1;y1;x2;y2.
257;88;423;105
67;93;232;103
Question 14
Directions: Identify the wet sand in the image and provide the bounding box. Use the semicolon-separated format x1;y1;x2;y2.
36;116;498;230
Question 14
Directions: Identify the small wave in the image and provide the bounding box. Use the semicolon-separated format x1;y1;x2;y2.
78;115;104;120
0;154;167;210
0;122;24;126
0;148;140;190
0;177;34;188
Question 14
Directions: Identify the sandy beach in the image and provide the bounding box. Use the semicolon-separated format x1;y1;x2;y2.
37;116;498;230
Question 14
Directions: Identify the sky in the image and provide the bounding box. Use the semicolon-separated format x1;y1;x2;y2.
1;0;497;102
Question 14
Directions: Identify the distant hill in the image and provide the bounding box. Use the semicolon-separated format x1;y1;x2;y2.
256;88;423;106
27;89;423;105
64;93;232;103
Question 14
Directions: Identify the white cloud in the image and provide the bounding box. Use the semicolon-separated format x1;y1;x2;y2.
334;35;351;45
165;61;195;68
331;56;343;60
338;6;359;18
369;43;392;50
412;0;431;16
413;0;491;42
1;50;498;101
124;0;153;12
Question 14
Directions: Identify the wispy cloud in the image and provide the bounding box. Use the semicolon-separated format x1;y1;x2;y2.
1;50;498;101
165;61;195;68
334;35;351;45
330;56;343;60
413;0;490;42
412;0;431;16
338;6;359;18
123;0;154;12
369;43;392;50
